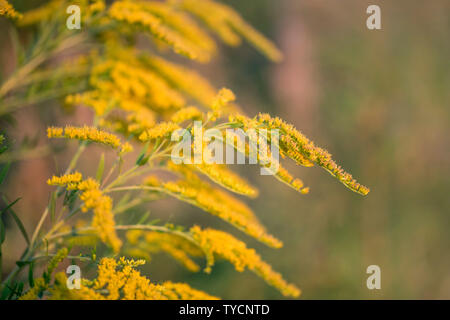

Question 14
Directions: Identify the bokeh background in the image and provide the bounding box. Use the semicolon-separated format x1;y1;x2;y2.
1;0;449;299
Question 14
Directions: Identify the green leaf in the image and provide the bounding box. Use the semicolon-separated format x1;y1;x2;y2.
136;141;150;166
138;211;151;225
28;262;34;288
96;153;105;182
1;197;29;245
0;162;11;185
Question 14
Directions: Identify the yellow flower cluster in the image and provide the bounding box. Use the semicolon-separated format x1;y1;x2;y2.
47;172;83;188
47;125;123;150
109;1;211;62
274;165;310;194
138;1;216;56
139;121;180;141
191;226;300;297
48;257;218;300
47;174;122;253
171;106;203;123
126;230;203;272
230;113;370;195
77;178;122;253
160;163;282;248
0;0;22;20
194;163;258;197
92;59;186;111
144;55;218;107
256;113;370;195
178;0;283;62
211;88;236;110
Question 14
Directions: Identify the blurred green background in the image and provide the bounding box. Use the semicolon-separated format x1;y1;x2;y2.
1;0;449;299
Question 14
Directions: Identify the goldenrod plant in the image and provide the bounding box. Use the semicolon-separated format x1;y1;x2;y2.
0;0;369;300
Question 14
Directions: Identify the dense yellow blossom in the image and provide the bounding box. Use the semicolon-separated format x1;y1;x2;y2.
48;176;122;253
194;163;258;197
145;55;218;107
191;226;300;297
256;113;370;195
109;1;210;62
273;165;309;194
48;125;122;149
0;0;22;20
47;172;83;187
82;58;185;112
140;1;216;56
280;135;315;167
139;121;180;141
47;257;217;300
171;106;203;123
120;142;134;155
77;178;122;253
46;126;63;138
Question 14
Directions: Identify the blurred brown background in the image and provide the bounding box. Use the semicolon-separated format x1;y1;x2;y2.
1;0;449;299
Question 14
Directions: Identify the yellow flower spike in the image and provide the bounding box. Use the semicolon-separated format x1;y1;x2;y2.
139;122;180;141
47;257;217;300
0;0;22;20
178;0;242;46
120;142;134;155
191;226;300;298
76;178;122;253
272;165;310;194
109;1;210;62
144;55;218;107
171;106;203;123
47;127;63;138
211;88;236;110
280;136;315;167
140;1;217;56
193;163;258;198
47;172;83;187
256;113;370;195
47;125;126;151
